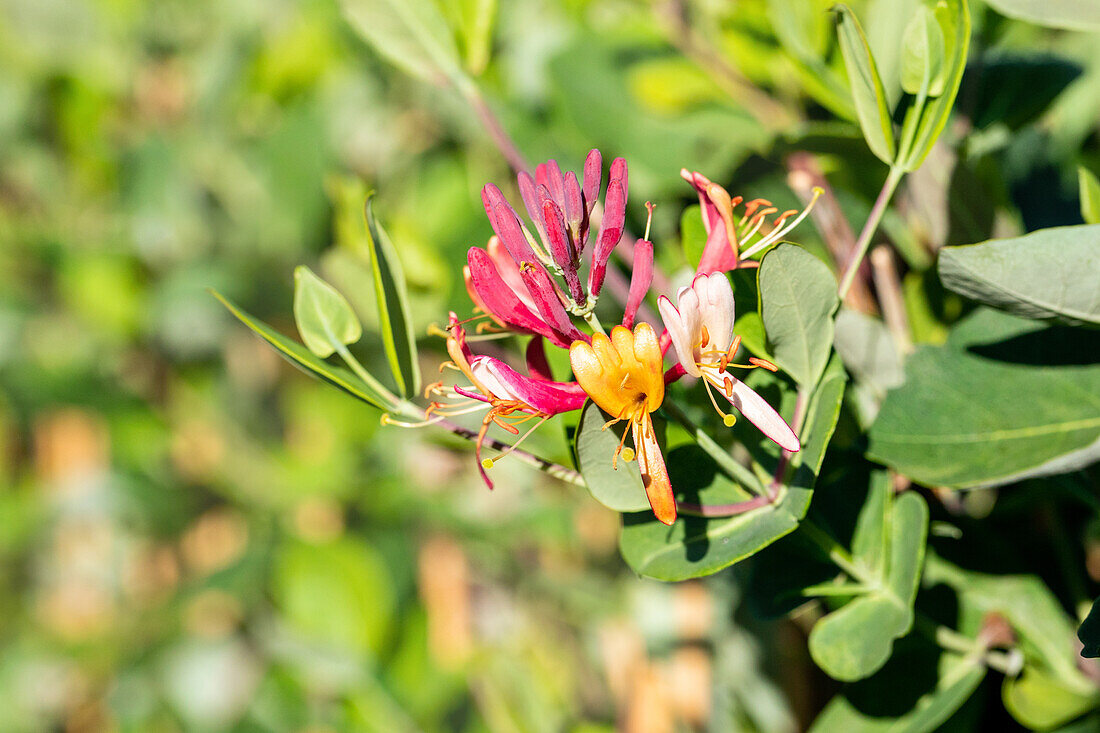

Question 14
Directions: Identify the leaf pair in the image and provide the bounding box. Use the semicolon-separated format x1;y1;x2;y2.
216;196;420;410
834;0;970;171
808;474;930;681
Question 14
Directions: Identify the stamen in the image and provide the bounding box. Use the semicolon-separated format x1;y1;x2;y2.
644;201;655;241
723;376;734;398
380;413;449;428
748;357;778;372
621;446;635;462
482;414;551;468
700;324;710;348
740;186;823;259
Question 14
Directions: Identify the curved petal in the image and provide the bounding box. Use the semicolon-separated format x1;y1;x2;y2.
703;366;801;452
658;295;701;378
467;247;568;347
632;416;676;525
470;356;586;414
699;272;735;350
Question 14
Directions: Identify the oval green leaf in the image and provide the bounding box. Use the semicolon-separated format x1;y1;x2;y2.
901;5;946;97
293;265;363;358
984;0;1100;31
938;225;1100;327
1079;167;1100;226
759;243;840;389
339;0;463;84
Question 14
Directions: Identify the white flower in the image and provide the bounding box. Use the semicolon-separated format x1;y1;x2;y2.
658;272;800;452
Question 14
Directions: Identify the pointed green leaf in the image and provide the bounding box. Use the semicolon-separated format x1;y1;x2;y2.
938;225;1100;327
1079;167;1100;225
575;400;654;513
850;471;891;577
759;244;840;389
364;196;421;399
339;0;463;84
900;5;946;97
1079;597;1100;658
212;290;394;410
833;4;897;164
293;266;363;358
1003;667;1099;730
900;0;970;171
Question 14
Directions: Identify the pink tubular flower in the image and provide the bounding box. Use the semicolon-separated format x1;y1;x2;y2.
681;170;821;274
384;313;586;488
658;273;800;452
466;150;630;343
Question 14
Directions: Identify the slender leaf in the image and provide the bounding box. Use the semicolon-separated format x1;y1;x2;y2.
834;4;897;164
339;0;463;84
364;196;421;399
212;291;393;410
900;0;970;171
759;243;840;389
938;225;1100;327
900;5;946;97
1079;167;1100;225
1079;596;1100;658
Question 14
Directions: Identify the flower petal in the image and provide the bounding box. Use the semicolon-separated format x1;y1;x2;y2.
632;416;676;525
658;294;701;377
582;149;602;215
699;272;735;350
703;366;801;452
470;356;586;414
587;178;626;298
518;260;588;346
467;247;568;346
623;238;653;328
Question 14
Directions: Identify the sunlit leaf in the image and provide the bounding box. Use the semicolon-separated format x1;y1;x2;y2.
938;225;1100;327
293;266;362;358
339;0;463;84
365;196;422;399
212;290;394;410
868;310;1100;488
984;0;1100;30
1079;167;1100;226
833;4;897;164
759;243;840;389
900;5;946;97
574;400;653;513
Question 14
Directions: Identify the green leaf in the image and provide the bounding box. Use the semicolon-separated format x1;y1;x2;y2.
1004;667;1099;730
900;0;970;171
339;0;463;84
869;310;1100;488
809;492;928;681
833;309;905;394
983;0;1100;30
293;266;363;358
850;471;891;577
759;244;840;389
938;225;1100;327
574;400;654;513
273;538;394;655
212;290;394;410
1079;167;1100;226
833;4;897;164
1078;596;1100;658
619;356;846;581
680;204;707;269
452;0;496;75
810;640;986;733
900;5;946;97
364;196;421;399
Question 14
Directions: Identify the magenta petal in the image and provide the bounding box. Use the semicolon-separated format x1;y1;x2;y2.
525;337;553;382
472;356;586;414
563;170;583;236
623;238;653;328
697;222;739;274
467;247;566;345
541;195;585;304
582;149;602;215
519;261;589;347
544;159;566;208
492;202;538;266
517;171;547;243
609;156;628;197
587;178;626;298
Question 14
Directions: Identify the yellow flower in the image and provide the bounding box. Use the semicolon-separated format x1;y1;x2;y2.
569;323;676;525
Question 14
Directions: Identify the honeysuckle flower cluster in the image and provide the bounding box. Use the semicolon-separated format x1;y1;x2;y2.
387;151;817;525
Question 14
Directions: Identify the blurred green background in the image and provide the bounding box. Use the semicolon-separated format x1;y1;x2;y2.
2;0;1099;730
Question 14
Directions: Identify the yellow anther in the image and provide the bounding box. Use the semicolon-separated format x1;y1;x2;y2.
481;458;495;469
621;447;636;462
723;414;737;427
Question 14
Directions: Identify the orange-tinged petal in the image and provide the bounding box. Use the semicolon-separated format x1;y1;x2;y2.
591;331;622;373
632;416;675;525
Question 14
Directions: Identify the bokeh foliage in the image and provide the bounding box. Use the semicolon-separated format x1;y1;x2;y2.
2;0;1100;730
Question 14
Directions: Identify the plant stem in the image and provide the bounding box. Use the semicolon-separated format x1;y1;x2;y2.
393;401;585;486
677;494;772;517
837;166;905;301
661;401;767;496
797;517;869;583
335;344;401;410
457;79;530;176
915;614;1023;676
767;388;809;500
